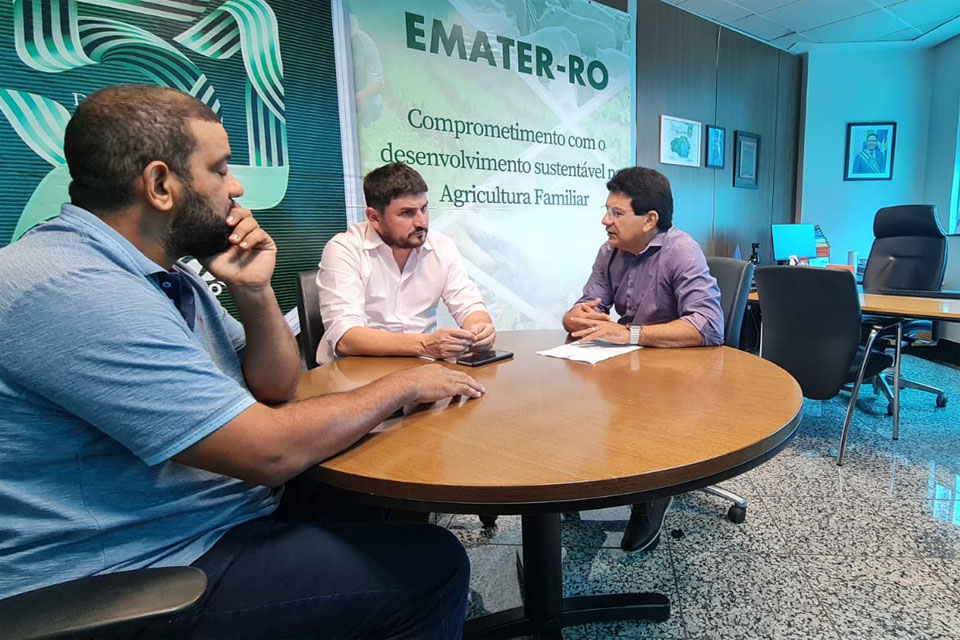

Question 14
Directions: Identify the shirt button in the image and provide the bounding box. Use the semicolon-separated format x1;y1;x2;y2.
161;281;172;288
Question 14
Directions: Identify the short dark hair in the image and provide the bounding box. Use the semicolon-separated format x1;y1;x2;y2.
64;85;219;213
363;163;427;212
605;167;673;230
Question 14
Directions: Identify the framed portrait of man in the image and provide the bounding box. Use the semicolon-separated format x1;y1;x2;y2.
844;122;896;181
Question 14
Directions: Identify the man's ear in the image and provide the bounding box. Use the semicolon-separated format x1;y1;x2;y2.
365;206;381;227
141;161;177;213
645;210;659;231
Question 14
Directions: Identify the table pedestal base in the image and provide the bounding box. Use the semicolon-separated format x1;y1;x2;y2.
464;513;670;639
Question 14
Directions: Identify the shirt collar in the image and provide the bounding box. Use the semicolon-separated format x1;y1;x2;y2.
634;228;669;257
58;203;168;278
647;229;668;248
361;221;386;250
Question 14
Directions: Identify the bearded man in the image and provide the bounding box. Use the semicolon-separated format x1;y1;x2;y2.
316;162;496;364
0;86;480;638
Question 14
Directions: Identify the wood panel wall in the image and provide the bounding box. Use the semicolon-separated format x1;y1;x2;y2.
636;0;801;265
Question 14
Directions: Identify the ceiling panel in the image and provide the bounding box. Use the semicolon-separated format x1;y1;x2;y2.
760;0;877;33
801;9;906;42
769;31;811;48
884;0;960;24
883;16;955;37
728;0;802;12
656;0;960;51
870;25;923;40
731;13;793;40
681;0;752;23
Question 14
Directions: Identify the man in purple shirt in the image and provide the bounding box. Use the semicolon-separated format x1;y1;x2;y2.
562;166;723;552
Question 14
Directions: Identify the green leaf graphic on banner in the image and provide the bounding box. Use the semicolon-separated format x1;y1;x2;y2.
13;0;94;71
12;165;72;241
176;0;289;174
5;0;288;239
77;0;207;23
0;89;70;166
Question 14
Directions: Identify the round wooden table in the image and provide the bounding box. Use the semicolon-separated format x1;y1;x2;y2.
297;330;803;639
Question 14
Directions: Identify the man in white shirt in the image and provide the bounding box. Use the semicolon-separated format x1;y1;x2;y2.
317;163;496;364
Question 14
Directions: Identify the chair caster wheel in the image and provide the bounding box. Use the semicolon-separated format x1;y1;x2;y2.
936;393;948;408
479;514;498;527
728;505;746;524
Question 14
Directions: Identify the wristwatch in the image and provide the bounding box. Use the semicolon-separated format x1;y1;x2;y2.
628;324;643;345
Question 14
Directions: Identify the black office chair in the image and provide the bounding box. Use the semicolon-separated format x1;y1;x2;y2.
296;269;325;370
701;257;755;523
0;567;206;639
754;266;894;465
708;256;755;350
862;205;949;418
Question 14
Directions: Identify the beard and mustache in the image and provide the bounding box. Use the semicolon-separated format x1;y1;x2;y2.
161;183;233;259
386;227;427;250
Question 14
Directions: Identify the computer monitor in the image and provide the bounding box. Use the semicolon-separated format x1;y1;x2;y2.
771;224;817;262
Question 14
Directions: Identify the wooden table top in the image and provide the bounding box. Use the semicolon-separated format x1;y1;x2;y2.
747;290;960;320
296;330;803;510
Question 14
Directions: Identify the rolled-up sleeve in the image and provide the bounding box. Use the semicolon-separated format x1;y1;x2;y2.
671;242;725;346
575;244;614;314
439;239;487;326
317;238;367;357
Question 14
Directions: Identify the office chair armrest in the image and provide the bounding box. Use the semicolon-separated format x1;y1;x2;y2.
0;567;207;640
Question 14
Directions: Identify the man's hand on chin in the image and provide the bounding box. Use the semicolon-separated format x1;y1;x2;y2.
571;321;629;345
201;206;277;291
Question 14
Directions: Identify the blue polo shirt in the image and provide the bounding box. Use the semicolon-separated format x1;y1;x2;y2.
0;204;279;598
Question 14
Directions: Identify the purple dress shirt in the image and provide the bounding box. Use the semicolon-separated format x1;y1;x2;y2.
576;227;724;346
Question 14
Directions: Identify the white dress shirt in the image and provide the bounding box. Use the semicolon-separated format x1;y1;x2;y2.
316;222;487;364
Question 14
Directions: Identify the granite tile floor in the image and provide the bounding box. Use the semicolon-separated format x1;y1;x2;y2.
439;354;960;639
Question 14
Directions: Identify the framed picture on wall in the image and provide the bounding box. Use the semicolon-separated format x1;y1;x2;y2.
659;115;701;167
844;122;896;181
705;125;725;168
733;130;760;188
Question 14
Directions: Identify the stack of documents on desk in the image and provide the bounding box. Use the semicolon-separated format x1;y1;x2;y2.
536;341;640;365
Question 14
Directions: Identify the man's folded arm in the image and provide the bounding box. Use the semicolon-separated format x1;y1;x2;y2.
440;240;488;327
232;284;300;403
173;376;414;487
670;242;725;347
317;241;432;358
637;318;705;347
335;326;431;357
174;364;484;487
563;244;615;332
461;310;493;329
317;239;380;357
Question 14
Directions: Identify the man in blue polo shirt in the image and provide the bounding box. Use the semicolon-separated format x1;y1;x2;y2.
0;85;483;638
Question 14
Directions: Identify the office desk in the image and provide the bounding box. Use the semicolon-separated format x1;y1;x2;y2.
747;289;959;443
297;330;803;639
747;290;960;321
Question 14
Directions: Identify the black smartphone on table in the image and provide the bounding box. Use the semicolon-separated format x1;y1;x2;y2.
455;350;514;367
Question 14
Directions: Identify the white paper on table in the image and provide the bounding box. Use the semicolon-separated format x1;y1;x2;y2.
536;341;641;364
